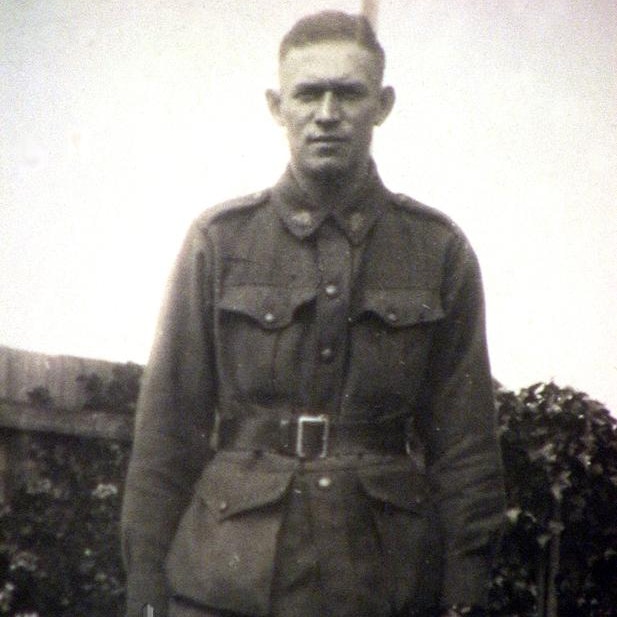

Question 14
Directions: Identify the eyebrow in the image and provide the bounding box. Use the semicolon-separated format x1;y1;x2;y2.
291;80;369;94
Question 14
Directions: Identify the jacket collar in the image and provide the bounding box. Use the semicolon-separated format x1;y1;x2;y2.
271;161;387;245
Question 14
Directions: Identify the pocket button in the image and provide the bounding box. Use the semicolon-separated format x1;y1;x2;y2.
319;347;335;362
317;476;332;489
325;284;338;298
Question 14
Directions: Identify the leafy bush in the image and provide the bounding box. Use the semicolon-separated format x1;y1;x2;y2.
489;383;617;617
0;381;615;616
0;434;130;617
26;388;53;409
77;363;143;413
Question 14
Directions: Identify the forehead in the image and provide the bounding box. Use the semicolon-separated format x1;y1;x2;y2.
279;40;381;90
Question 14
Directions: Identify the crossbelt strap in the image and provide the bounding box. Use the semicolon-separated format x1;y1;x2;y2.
217;414;407;456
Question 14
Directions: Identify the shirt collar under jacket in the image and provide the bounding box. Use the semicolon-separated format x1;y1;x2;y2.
271;160;386;246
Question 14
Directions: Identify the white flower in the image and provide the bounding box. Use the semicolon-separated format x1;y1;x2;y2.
91;482;118;499
10;551;38;572
0;582;16;611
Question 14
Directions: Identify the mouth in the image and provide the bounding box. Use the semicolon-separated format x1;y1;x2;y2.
308;135;347;144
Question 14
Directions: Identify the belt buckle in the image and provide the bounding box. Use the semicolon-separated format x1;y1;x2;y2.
296;414;330;459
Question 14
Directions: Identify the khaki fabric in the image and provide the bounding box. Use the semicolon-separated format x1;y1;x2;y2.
122;165;504;617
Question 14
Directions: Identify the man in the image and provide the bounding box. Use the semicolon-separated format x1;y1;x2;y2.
122;11;504;617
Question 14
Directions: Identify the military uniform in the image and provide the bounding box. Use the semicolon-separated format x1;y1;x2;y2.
121;163;504;617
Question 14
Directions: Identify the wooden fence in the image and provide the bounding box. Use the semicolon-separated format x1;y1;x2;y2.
0;346;136;502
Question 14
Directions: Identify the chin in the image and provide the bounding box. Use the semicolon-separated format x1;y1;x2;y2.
304;157;351;181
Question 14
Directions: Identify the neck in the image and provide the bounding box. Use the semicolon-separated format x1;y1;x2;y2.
291;160;370;209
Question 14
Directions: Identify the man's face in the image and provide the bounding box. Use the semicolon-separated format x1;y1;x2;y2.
268;40;394;180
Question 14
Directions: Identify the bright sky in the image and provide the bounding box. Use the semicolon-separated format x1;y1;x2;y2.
1;1;616;412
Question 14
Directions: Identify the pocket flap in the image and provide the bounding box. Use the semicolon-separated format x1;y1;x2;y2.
219;285;317;328
354;288;444;326
196;462;293;521
358;464;428;512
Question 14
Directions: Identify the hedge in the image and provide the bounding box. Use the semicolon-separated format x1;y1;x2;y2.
489;383;617;616
0;436;128;616
1;381;616;617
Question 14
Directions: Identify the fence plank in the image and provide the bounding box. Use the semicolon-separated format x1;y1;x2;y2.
0;346;131;410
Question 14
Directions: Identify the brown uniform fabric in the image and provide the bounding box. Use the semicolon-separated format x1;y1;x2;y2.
121;163;505;617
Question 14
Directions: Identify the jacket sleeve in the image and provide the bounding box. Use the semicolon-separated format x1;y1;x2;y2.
419;231;505;610
121;221;217;617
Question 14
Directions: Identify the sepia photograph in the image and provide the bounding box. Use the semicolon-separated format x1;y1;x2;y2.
1;2;615;616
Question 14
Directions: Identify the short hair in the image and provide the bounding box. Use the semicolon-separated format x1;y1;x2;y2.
279;11;385;81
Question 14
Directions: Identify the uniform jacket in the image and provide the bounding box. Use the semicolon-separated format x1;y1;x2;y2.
121;164;505;616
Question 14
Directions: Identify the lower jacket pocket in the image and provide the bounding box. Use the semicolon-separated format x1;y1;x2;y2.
165;457;293;617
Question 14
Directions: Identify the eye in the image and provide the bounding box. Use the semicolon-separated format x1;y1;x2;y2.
293;88;322;102
329;85;369;102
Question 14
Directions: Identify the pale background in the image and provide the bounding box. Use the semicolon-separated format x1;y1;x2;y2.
1;1;616;412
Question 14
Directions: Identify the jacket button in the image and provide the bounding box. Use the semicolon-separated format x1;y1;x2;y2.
320;347;334;362
325;284;338;298
291;210;313;227
317;476;332;489
219;500;228;512
264;312;275;324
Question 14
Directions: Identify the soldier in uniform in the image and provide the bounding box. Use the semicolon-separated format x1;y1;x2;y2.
121;11;505;617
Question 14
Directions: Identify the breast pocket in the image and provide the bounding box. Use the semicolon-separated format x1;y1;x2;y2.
217;284;317;399
347;288;445;408
354;288;444;327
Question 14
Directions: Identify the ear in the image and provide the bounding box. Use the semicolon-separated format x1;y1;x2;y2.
266;89;284;126
374;85;395;126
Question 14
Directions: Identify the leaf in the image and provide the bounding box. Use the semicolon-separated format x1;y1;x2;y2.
548;520;565;535
537;533;551;548
506;507;522;523
590;463;604;476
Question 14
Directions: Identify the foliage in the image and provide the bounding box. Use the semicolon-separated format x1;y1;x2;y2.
77;363;143;413
0;380;615;616
489;383;617;617
25;388;53;409
0;434;130;617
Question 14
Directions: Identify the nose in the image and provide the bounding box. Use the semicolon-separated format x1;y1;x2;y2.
315;91;340;124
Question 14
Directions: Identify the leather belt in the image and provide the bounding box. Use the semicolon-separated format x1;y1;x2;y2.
218;414;407;459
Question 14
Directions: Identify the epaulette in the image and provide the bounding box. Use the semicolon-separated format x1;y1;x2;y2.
390;192;460;232
194;189;270;230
